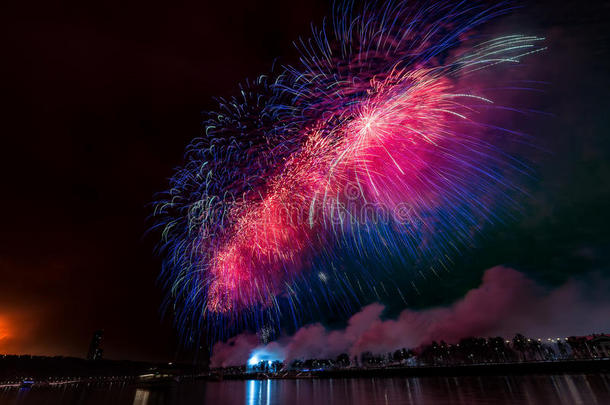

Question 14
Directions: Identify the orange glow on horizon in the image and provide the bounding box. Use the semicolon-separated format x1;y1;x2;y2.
0;316;12;349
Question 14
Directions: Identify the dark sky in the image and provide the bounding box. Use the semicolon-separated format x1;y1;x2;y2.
1;1;609;362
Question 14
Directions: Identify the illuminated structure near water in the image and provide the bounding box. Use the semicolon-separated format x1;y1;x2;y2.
153;0;545;342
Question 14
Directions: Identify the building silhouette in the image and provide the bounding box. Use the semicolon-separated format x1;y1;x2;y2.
87;330;104;360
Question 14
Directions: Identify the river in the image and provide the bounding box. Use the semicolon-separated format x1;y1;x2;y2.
2;374;610;404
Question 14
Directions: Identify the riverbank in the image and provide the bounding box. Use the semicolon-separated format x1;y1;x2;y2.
212;358;610;380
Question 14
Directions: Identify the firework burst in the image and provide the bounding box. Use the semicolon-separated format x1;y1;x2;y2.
153;0;546;343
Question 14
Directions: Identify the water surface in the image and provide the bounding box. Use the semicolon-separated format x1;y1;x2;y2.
2;374;610;405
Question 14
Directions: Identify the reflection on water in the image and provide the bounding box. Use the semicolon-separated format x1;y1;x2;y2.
246;380;272;405
1;374;609;405
132;389;150;405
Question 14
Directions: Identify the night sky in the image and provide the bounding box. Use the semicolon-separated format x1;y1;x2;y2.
1;0;609;362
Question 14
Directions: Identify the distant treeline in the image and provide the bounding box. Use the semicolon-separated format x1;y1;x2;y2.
0;355;193;380
227;333;610;375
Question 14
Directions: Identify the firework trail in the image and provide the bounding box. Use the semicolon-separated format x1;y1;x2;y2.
153;0;546;342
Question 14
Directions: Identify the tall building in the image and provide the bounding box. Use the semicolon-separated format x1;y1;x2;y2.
87;329;104;360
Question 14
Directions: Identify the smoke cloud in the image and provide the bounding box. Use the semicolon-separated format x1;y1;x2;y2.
211;266;610;367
